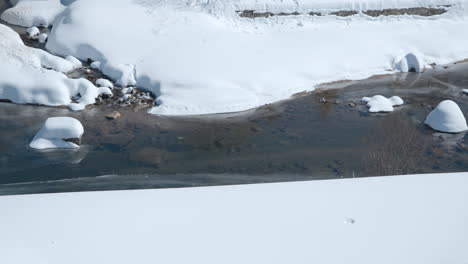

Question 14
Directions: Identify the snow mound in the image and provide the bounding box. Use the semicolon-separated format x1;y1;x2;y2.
361;95;404;112
29;117;84;150
0;25;105;109
424;100;468;133
96;78;114;89
0;0;66;27
45;0;468;115
394;53;425;72
26;26;39;39
38;33;48;43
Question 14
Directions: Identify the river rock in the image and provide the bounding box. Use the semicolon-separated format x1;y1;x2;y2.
105;111;121;120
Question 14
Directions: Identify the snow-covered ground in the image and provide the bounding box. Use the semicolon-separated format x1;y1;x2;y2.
1;172;468;264
0;24;110;110
1;0;468;115
45;0;468;115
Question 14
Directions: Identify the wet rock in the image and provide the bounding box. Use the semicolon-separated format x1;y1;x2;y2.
105;111;121;120
319;97;327;103
347;102;356;107
64;138;81;145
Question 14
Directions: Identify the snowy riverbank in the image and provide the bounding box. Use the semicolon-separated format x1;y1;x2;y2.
1;0;468;115
1;172;468;264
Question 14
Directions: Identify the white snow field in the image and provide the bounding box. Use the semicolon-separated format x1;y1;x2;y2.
0;24;111;110
0;0;65;27
361;95;404;112
29;116;84;149
39;0;468;115
1;172;468;264
425;100;468;133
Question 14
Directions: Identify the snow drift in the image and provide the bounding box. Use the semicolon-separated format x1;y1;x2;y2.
29;117;84;149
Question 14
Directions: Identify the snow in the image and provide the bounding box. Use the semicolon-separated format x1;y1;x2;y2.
42;0;468;115
26;26;39;38
90;61;101;69
424;100;468;133
65;55;82;68
38;33;48;43
29;117;84;149
0;24;107;110
121;87;133;94
96;78;114;89
361;95;404;112
393;52;425;72
1;172;468;264
463;89;468;94
0;0;66;27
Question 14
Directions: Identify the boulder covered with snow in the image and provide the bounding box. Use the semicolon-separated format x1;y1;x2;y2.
394;53;424;73
361;95;404;112
424;100;468;133
96;78;114;89
0;0;66;27
26;26;40;39
29;117;84;150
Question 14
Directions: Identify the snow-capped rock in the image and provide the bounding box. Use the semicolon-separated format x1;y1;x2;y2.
425;100;468;133
90;61;101;69
96;78;114;89
361;95;404;112
26;26;40;39
38;33;48;43
29;117;84;149
65;56;82;68
394;53;424;73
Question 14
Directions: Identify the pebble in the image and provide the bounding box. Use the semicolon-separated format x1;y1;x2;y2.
105;111;121;120
319;97;327;103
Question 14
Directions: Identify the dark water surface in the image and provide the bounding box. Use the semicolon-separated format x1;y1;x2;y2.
0;63;467;195
0;0;467;194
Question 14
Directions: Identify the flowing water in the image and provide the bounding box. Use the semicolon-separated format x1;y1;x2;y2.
0;0;467;195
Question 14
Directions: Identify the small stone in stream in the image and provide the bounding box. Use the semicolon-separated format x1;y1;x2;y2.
319;97;327;103
38;33;48;43
443;66;449;69
347;102;356;107
64;138;81;145
85;69;91;74
105;111;121;120
177;136;185;141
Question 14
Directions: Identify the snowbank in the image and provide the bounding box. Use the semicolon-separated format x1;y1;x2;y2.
361;95;404;112
29;117;84;149
0;24;107;110
425;100;468;133
44;0;468;115
1;172;468;264
0;0;66;27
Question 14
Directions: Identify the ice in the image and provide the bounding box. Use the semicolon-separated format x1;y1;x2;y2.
361;95;404;112
424;100;468;133
29;117;84;149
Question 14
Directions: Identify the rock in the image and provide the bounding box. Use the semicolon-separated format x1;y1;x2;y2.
29;117;84;150
425;100;468;133
361;95;404;112
319;97;327;103
105;111;121;120
38;33;48;43
347;102;356;107
26;26;40;39
96;78;114;89
121;87;133;94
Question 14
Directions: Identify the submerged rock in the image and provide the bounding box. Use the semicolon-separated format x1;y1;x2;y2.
105;111;121;120
425;100;468;133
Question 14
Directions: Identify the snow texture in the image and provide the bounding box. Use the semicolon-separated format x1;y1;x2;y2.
29;117;84;149
1;172;468;264
42;0;468;115
393;53;425;72
1;0;66;27
96;78;114;89
0;24;108;110
361;95;404;112
424;100;468;133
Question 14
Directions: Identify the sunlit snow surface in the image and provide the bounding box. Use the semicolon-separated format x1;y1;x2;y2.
44;0;468;115
1;172;468;264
